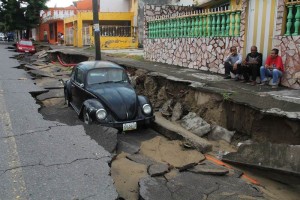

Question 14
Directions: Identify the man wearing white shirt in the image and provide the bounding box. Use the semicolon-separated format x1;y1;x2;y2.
224;46;243;80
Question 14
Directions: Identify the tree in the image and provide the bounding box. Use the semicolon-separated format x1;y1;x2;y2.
0;0;47;38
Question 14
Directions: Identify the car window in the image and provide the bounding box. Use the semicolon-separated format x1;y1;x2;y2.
19;40;33;46
75;68;84;84
87;68;128;85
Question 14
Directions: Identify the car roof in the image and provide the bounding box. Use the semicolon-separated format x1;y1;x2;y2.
77;61;124;71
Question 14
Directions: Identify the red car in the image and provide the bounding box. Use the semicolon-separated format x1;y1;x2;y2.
16;39;36;53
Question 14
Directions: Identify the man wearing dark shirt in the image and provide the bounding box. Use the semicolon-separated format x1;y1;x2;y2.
260;48;284;88
242;46;262;85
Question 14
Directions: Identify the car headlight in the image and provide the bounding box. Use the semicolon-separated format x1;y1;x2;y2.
96;109;107;120
142;104;152;115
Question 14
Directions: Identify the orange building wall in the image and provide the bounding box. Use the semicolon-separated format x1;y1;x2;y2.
76;0;93;10
39;23;50;42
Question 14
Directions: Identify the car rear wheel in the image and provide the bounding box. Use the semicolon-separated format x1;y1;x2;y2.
83;107;92;125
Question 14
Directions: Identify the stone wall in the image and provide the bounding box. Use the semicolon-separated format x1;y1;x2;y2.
144;0;248;76
138;0;189;46
273;0;300;89
143;0;300;89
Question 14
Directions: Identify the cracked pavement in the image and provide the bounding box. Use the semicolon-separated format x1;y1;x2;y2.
0;44;118;199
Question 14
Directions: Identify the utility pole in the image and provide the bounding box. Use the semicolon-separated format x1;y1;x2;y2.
92;0;101;60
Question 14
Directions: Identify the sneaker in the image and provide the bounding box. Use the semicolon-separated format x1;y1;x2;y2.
259;81;266;86
224;75;231;79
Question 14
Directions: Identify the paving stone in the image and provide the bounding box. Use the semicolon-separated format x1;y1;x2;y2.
188;160;229;175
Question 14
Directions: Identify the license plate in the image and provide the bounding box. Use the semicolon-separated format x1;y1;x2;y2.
25;50;29;52
123;122;137;131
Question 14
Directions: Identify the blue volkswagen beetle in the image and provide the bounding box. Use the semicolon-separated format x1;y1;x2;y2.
63;61;155;131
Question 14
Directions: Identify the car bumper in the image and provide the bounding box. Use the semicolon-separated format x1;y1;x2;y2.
97;115;155;130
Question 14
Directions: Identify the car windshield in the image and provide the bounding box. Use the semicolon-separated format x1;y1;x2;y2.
19;40;33;46
87;68;128;85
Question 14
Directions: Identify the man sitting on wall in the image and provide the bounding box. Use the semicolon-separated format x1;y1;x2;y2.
241;46;262;86
224;46;243;80
259;48;284;88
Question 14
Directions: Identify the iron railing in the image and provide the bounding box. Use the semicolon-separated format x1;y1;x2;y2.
99;26;137;37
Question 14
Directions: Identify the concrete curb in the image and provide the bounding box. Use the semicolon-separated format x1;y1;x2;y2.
152;112;212;153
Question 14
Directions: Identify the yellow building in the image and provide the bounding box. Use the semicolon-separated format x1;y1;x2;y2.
63;0;139;49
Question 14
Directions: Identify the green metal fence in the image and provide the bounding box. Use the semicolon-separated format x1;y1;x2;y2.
147;10;242;39
285;0;300;36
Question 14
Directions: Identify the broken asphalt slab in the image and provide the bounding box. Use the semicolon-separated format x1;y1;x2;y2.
36;89;64;101
222;143;300;177
34;77;64;89
139;172;264;200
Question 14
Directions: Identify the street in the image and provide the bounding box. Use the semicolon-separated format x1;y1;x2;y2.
0;43;299;199
0;43;118;199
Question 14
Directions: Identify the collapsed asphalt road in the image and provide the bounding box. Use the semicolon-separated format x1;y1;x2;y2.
3;44;299;200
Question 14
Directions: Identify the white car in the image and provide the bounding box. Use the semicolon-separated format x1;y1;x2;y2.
0;33;5;41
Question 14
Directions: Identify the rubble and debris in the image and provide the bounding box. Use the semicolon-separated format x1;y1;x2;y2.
180;112;211;137
188;160;229;175
148;163;169;177
208;125;236;143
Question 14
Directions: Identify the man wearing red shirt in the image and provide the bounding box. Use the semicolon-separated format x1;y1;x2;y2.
260;48;284;88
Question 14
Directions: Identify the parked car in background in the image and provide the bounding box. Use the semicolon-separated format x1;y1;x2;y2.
63;61;155;131
0;32;5;41
16;39;36;53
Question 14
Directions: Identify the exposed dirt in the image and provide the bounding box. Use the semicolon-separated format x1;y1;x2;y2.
127;67;300;145
111;153;148;200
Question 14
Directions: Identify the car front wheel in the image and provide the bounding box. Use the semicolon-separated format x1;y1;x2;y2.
83;107;92;125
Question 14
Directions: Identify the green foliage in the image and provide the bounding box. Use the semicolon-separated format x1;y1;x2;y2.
0;0;48;33
222;92;232;100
